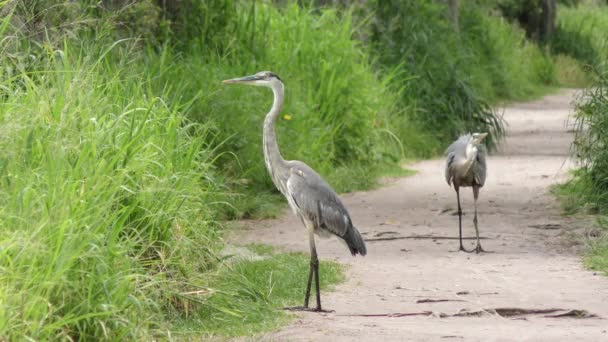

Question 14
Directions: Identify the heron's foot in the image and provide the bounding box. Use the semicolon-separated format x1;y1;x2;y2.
283;305;310;311
457;245;472;253
468;244;491;254
283;306;334;313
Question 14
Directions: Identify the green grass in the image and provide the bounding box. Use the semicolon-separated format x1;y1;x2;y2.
554;65;608;277
552;5;608;68
172;244;344;338
2;0;602;339
368;1;559;151
0;37;227;338
553;54;594;88
148;3;424;219
585;239;608;276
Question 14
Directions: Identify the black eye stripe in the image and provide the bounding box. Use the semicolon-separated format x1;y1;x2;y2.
267;72;282;82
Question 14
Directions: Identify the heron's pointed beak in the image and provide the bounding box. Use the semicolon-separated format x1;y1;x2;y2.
474;133;489;144
222;75;261;85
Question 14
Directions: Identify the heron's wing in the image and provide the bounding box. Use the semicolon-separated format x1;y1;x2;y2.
286;162;351;238
445;137;465;186
445;152;455;185
474;145;487;186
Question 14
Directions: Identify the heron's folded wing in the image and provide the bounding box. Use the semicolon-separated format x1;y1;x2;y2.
286;167;351;237
445;152;455;185
474;146;487;186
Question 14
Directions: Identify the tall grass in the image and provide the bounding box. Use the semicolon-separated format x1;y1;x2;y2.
558;67;608;214
0;33;224;340
461;6;556;101
555;65;608;274
154;3;422;218
0;2;398;338
552;5;608;68
0;0;590;339
369;1;555;150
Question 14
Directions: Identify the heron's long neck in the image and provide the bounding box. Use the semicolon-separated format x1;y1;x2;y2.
462;143;478;173
263;83;288;194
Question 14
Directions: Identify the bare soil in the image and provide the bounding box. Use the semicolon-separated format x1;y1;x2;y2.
236;89;608;341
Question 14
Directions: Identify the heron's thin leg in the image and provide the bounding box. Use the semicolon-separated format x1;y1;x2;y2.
313;246;322;310
303;251;314;308
456;188;467;252
283;225;316;312
473;186;485;253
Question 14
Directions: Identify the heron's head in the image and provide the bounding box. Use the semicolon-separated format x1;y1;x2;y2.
222;71;283;88
471;132;488;145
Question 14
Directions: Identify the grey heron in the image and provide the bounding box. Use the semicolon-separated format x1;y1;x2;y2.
223;71;367;312
445;133;488;253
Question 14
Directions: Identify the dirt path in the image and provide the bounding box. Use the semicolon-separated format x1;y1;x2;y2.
238;89;608;341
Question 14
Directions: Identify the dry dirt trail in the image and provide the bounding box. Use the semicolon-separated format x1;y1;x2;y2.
237;89;608;341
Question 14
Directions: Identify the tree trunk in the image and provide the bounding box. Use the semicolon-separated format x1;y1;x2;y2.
540;0;556;43
447;0;459;34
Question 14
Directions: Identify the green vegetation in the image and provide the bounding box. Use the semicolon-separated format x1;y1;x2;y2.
555;68;608;274
552;5;608;67
0;39;222;339
174;245;344;338
585;240;608;276
1;0;605;339
552;3;608;276
369;1;556;149
549;3;608;86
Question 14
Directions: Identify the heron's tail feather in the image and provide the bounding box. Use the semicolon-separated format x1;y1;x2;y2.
343;226;367;256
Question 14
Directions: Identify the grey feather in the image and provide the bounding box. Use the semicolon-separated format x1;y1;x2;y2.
445;134;487;188
286;161;367;256
224;71;367;311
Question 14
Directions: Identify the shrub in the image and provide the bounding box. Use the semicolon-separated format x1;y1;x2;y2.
551;5;608;67
565;66;608;213
0;32;222;339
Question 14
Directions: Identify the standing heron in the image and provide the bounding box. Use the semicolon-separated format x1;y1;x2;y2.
445;133;488;253
223;71;367;312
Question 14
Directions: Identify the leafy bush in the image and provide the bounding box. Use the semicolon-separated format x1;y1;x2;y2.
551;5;608;66
557;65;608;275
461;5;556;100
369;0;556;149
563;67;608;213
0;27;225;341
154;3;420;218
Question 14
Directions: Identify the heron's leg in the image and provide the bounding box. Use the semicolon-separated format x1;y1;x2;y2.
303;248;314;308
456;188;467;252
312;244;322;311
284;225;332;312
472;186;485;253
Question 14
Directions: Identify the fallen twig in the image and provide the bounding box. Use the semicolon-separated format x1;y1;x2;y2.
544;310;598;318
337;308;601;319
366;235;488;242
337;311;433;318
416;299;466;303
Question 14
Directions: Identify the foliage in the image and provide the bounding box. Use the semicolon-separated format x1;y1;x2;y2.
460;5;556;99
158;3;418;219
551;5;608;67
553;54;593;87
495;0;555;41
0;38;225;338
561;67;608;214
0;0;599;339
0;2;379;338
556;66;608;276
585;238;608;275
368;0;557;150
173;247;344;338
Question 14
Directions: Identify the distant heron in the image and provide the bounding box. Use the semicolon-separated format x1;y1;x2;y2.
445;133;488;253
223;71;367;312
